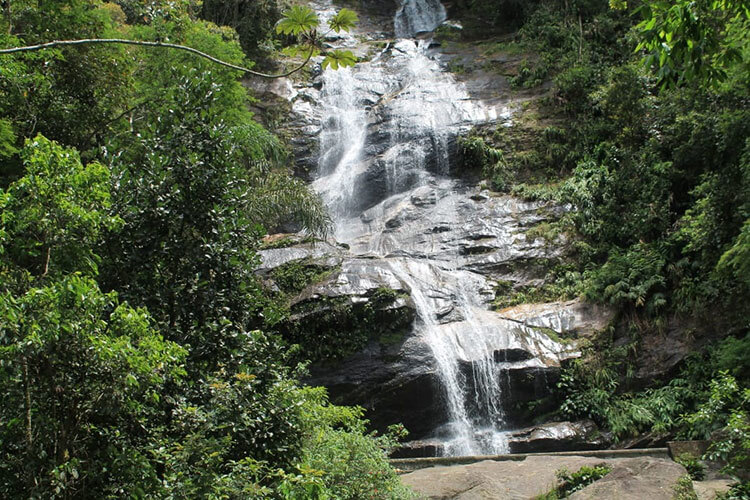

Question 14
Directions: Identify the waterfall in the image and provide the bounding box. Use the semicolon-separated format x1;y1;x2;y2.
313;67;367;220
386;259;511;455
308;0;517;455
395;0;447;38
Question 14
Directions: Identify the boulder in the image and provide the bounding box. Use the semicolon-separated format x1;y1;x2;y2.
692;479;736;500
569;457;689;499
507;420;611;454
400;455;689;500
256;240;345;276
498;299;614;339
392;439;446;458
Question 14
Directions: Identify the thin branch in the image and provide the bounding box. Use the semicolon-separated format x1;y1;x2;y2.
41;246;50;277
83;97;159;146
0;38;315;79
22;356;32;451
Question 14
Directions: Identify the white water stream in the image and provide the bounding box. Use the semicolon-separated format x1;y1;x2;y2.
308;0;520;455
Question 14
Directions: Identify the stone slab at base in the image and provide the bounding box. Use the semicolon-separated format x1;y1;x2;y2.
391;447;669;472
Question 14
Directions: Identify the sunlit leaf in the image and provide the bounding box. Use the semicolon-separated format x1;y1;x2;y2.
322;50;357;70
276;5;319;36
328;8;358;33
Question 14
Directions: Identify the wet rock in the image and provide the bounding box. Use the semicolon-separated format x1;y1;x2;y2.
306;336;447;438
410;186;438;206
498;299;615;339
339;180;563;279
503;365;561;419
492;348;533;363
569;457;689;499
391;439;445;458
617;432;671;450
507;420;612;453
257;240;345;275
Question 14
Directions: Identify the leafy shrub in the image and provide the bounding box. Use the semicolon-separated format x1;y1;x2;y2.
717;482;750;500
672;474;699;500
554;65;598;115
583;243;667;313
683;373;750;477
556;464;612;496
537;464;612;498
271;259;334;294
292;387;415;499
675;453;706;481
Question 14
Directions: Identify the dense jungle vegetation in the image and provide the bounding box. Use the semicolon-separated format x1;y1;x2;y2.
0;0;748;498
0;1;408;498
452;0;750;488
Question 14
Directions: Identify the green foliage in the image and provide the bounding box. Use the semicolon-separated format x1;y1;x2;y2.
0;119;18;160
493;260;585;310
634;0;749;88
717;218;750;289
101;70;328;369
322;49;357;70
537;464;612;498
283;288;413;362
271;259;335;295
0;274;186;498
294;388;415;499
556;464;612;496
672;474;699;500
460;135;504;167
276;5;319;36
201;0;281;58
584;243;667;312
558;334;750;445
0;2;134;155
717;481;750;500
328;8;359;34
0;135;121;277
558;349;697;439
459;135;508;189
683;372;750;476
455;0;750;467
274;5;358;71
0;3;406;499
675;453;706;481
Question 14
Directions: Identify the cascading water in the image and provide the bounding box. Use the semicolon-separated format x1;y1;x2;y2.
303;0;551;455
313;67;367;219
395;0;447;38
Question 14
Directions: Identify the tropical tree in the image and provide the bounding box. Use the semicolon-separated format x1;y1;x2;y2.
628;0;750;87
0;136;186;498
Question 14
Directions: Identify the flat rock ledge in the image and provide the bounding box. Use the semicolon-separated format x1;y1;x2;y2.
400;455;689;500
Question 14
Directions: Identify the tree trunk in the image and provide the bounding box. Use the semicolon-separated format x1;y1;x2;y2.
23;356;32;451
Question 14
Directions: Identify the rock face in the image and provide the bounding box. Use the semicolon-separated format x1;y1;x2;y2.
253;0;618;454
498;300;615;340
308;336;445;438
507;420;612;454
259;226;615;441
568;458;689;500
400;456;690;500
